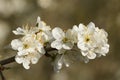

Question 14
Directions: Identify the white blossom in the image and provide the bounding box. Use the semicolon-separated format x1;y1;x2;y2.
11;31;45;69
36;16;53;43
11;35;45;69
15;50;41;69
77;22;109;59
11;16;54;69
51;27;74;54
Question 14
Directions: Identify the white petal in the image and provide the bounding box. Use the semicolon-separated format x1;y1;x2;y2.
52;27;65;40
23;60;30;69
72;25;79;39
65;29;72;40
17;50;28;56
31;52;41;64
44;31;53;42
38;21;44;29
41;31;52;43
100;44;109;56
103;29;108;37
81;51;88;56
27;48;35;53
87;51;96;59
87;22;95;29
37;16;51;31
51;40;63;50
41;24;51;31
31;57;39;64
15;56;23;64
17;51;24;56
87;22;95;34
78;23;86;33
78;33;84;41
62;42;73;50
77;41;88;51
73;25;79;32
13;27;24;35
95;44;109;56
11;39;22;50
39;22;51;31
37;45;45;54
37;16;41;24
104;44;109;53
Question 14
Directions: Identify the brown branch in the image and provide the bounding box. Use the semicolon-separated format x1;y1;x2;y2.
0;56;15;80
0;56;15;66
0;71;5;80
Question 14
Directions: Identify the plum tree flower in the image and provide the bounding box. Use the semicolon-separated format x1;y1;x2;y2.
51;27;74;51
77;22;109;59
15;50;41;69
10;16;52;69
36;16;53;43
11;34;45;69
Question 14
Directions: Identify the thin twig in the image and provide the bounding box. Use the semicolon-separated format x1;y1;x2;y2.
0;71;5;80
45;47;56;52
0;56;15;66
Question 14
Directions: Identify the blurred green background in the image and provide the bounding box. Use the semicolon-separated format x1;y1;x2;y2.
0;0;119;80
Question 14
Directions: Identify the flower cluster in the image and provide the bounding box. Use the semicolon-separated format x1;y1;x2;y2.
11;16;109;71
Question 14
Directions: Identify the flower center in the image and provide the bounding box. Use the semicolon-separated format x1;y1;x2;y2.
23;44;30;49
85;35;90;43
85;38;90;42
63;38;68;42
